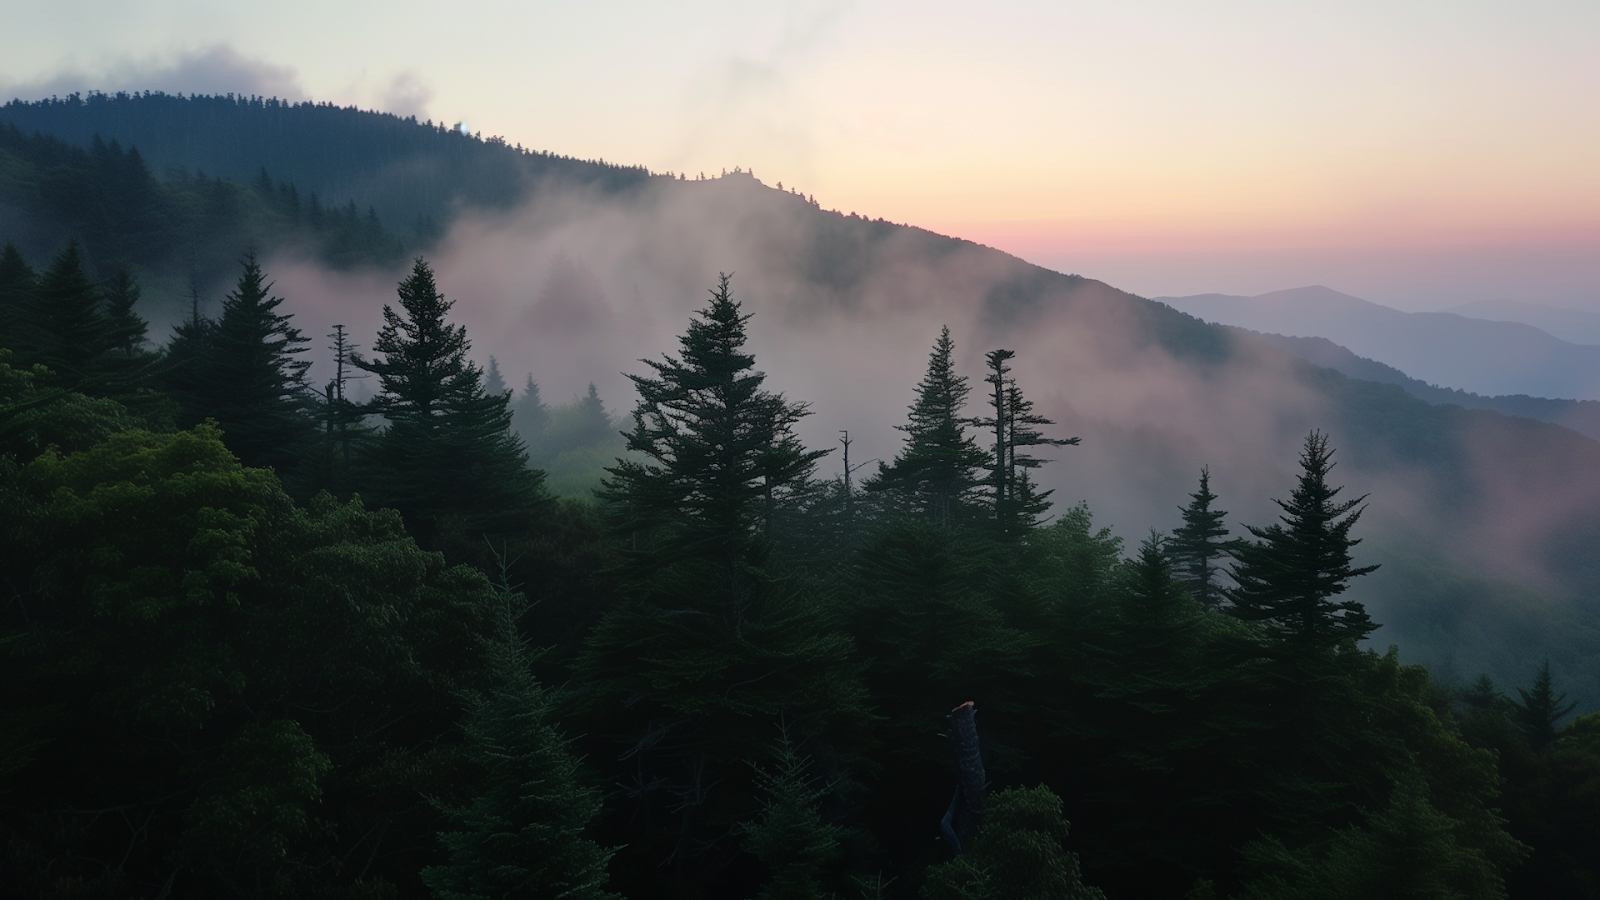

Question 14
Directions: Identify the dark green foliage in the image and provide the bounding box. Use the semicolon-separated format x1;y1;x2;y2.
0;241;38;349
421;582;619;900
1227;431;1378;649
26;241;115;384
601;273;828;556
102;266;150;357
738;728;846;900
0;425;504;897
179;719;334;894
1450;670;1600;898
168;252;316;473
1512;659;1577;750
0;121;403;282
1238;775;1523;900
0;348;138;461
354;258;545;544
1169;467;1233;609
922;786;1104;900
581;275;865;896
866;326;989;524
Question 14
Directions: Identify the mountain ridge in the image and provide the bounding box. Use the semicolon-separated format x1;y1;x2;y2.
1160;285;1600;400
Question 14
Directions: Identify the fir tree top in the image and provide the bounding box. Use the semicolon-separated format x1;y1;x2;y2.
356;257;477;423
33;241;114;383
1169;467;1233;609
866;325;988;524
1227;431;1379;648
601;273;826;560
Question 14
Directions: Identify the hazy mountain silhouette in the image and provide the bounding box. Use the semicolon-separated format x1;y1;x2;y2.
1160;285;1600;400
1445;298;1600;346
1239;327;1600;442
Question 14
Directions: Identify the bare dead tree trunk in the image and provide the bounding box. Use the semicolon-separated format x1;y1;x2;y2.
939;700;986;855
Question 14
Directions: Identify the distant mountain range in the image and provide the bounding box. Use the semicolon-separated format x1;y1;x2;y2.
1159;286;1600;400
1445;298;1600;346
1232;327;1600;442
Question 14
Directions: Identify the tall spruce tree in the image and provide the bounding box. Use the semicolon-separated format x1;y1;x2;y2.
582;274;864;893
421;580;620;900
353;257;544;543
29;242;116;386
1512;659;1577;750
1169;467;1233;609
0;243;38;351
1226;431;1378;649
510;375;550;450
598;272;828;570
180;252;315;473
102;268;150;358
865;326;989;525
484;355;507;397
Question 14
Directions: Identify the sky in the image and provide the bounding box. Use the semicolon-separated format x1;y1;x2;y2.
3;0;1598;311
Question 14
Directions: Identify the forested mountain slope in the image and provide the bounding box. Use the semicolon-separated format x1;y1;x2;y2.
0;92;653;239
6;92;1600;710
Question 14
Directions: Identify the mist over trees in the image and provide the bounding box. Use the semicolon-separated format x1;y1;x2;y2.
3;233;1596;900
4;95;1600;900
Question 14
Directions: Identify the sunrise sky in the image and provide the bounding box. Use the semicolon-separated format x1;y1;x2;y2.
4;0;1597;309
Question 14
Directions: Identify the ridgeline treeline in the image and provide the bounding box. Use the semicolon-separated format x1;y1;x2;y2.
0;92;655;246
2;239;1599;900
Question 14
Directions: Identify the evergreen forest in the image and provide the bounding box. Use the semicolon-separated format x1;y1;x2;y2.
3;236;1598;900
2;93;1599;900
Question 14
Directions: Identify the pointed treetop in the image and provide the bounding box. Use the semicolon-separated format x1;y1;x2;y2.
485;355;507;396
1169;466;1233;609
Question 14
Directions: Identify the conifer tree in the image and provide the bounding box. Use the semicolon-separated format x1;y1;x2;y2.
582;275;864;889
973;348;1077;536
598;272;828;570
1512;659;1577;750
0;242;38;351
538;383;616;461
484;355;507;397
511;375;551;456
1226;431;1378;649
353;257;544;542
865;326;988;525
739;727;845;900
180;252;315;472
161;274;215;417
1169;467;1233;609
421;580;620;900
30;242;115;385
102;268;150;358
